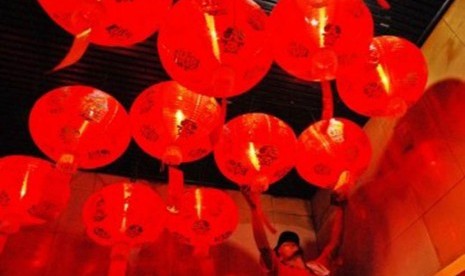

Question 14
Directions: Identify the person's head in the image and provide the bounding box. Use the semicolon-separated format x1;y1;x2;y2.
274;231;303;259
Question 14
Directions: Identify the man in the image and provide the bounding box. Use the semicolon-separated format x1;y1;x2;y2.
241;171;351;276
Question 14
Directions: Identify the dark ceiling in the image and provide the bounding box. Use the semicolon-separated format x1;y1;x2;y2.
0;0;453;199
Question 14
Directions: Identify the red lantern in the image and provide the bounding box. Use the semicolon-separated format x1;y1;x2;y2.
0;155;71;252
269;0;373;81
296;118;371;189
214;113;297;191
168;187;238;255
130;81;222;165
157;0;272;97
38;0;171;46
337;35;428;117
29;85;131;171
82;181;167;275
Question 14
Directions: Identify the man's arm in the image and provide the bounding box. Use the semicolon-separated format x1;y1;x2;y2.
308;171;352;273
241;186;275;272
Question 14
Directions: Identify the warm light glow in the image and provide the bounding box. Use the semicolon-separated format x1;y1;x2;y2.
20;167;31;199
310;126;331;153
309;18;319;27
248;142;261;171
78;120;90;137
334;170;350;191
175;109;185;128
305;7;328;47
195;188;202;219
204;14;221;62
376;64;391;94
318;7;327;47
120;183;133;233
327;118;345;143
175;109;186;138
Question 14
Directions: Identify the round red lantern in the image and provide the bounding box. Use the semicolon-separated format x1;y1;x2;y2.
0;155;71;252
214;113;297;191
296;118;371;189
130;81;222;165
168;187;238;255
82;181;167;275
336;35;428;117
269;0;373;81
38;0;172;46
29;85;131;171
157;0;272;97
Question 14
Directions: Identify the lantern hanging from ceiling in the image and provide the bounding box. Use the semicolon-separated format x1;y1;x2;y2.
157;0;272;98
38;0;171;47
29;85;131;172
130;81;222;166
269;0;373;82
82;181;167;276
336;35;428;117
168;187;238;256
214;113;296;234
214;113;296;190
0;155;71;252
214;113;297;191
130;81;222;213
296;118;371;189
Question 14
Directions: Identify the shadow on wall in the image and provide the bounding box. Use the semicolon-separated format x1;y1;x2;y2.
335;78;465;276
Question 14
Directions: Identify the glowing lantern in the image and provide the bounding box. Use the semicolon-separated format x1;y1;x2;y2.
269;0;373;81
214;113;297;191
337;35;428;117
29;85;131;172
0;155;71;252
38;0;171;69
158;0;272;97
296;118;371;189
168;187;238;256
130;81;222;212
82;182;167;276
130;81;222;166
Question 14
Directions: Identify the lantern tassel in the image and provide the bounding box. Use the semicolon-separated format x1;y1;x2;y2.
167;166;184;213
51;28;92;72
193;244;210;258
210;97;227;146
321;81;334;120
0;234;8;253
198;252;215;275
108;243;130;276
376;0;391;9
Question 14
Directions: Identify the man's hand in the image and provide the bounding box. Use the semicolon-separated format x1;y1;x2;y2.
306;258;330;276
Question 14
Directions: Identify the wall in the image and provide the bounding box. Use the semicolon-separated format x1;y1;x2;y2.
312;1;465;275
0;171;316;275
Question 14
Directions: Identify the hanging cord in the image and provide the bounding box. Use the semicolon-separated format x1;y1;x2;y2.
376;0;391;10
320;81;334;120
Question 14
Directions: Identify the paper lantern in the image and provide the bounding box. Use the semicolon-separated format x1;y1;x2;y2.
337;35;428;117
157;0;272;97
168;187;238;255
296;118;371;189
38;0;171;46
0;155;71;251
214;113;297;191
269;0;373;81
29;85;131;171
82;182;167;275
130;81;222;165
